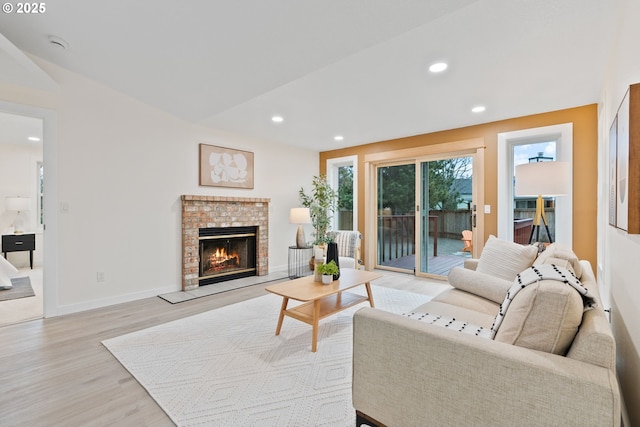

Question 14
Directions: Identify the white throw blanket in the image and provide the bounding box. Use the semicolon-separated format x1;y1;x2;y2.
402;311;492;338
489;264;597;338
404;264;596;341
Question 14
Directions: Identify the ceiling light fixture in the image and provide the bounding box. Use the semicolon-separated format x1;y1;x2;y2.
334;135;344;141
472;105;486;113
271;116;284;123
48;35;69;50
28;136;41;141
428;62;448;73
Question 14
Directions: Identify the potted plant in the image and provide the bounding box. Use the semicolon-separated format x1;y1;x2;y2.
317;260;339;284
299;175;338;246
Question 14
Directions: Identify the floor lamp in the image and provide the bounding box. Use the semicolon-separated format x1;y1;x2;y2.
515;161;570;244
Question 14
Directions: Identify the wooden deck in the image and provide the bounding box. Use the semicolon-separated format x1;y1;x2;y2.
378;236;471;276
380;254;467;276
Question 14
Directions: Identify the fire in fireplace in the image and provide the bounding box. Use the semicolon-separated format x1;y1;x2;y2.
199;226;257;286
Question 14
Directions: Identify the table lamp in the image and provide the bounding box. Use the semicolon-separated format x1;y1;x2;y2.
6;196;31;234
515;161;570;244
289;207;311;248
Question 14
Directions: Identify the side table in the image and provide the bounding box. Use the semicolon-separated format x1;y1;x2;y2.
288;246;313;279
2;233;36;269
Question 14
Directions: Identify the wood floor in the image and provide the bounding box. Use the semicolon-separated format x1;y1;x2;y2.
0;272;448;426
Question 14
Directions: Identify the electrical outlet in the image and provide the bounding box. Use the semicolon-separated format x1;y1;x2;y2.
97;272;105;283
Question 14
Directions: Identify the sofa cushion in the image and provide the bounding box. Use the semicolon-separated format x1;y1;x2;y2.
493;279;585;355
534;243;583;279
476;235;538;281
431;288;500;317
413;299;496;329
448;267;513;304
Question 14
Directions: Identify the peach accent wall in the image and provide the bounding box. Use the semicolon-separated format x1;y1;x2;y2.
320;104;598;267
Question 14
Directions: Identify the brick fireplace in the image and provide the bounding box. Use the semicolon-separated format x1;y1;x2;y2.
181;195;269;291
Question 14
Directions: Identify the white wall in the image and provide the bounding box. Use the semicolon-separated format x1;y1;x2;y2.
598;0;640;423
0;56;318;315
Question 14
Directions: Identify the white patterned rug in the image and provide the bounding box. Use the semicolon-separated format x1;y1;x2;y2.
102;285;431;426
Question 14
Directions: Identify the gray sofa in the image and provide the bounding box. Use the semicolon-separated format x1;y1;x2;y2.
352;237;620;427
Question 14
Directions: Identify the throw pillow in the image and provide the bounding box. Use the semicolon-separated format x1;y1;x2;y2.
448;267;512;304
493;279;584;355
534;243;583;278
476;235;538;281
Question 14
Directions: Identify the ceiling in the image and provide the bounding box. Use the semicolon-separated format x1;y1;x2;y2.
0;0;621;151
0;112;42;147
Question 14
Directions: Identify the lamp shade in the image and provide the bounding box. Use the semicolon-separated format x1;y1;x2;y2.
6;197;30;212
289;207;311;224
515;161;570;196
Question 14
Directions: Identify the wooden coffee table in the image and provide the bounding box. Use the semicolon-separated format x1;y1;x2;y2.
265;269;382;352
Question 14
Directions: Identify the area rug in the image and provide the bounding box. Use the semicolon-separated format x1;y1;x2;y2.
103;285;431;426
0;277;35;301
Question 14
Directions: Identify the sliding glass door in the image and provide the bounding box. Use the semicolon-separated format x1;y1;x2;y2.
375;155;475;278
418;156;474;276
377;163;416;270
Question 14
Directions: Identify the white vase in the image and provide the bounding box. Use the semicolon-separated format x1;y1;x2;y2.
322;274;332;285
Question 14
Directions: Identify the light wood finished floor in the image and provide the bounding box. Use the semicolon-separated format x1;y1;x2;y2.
0;271;449;426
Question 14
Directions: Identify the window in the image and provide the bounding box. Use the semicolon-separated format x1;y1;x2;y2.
327;156;357;231
498;124;573;246
513;141;557;243
37;161;44;228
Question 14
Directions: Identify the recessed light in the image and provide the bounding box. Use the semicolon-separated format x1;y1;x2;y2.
472;105;486;113
428;62;448;73
334;135;344;141
271;116;283;123
28;136;41;141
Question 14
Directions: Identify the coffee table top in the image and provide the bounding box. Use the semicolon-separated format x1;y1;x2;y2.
265;269;382;301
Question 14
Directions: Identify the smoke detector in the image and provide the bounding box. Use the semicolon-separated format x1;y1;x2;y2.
48;35;69;50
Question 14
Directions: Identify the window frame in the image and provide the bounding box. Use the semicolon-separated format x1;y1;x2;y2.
326;155;358;231
497;123;573;246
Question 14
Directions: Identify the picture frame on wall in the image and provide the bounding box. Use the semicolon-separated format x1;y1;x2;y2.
609;116;617;227
199;144;254;189
609;82;640;234
616;89;630;231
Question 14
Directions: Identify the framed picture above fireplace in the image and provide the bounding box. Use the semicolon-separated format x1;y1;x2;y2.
199;144;254;189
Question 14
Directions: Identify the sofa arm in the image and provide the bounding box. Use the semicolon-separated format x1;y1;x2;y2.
352;308;620;427
463;258;479;270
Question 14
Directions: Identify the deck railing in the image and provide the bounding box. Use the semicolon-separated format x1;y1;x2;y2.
378;214;415;263
377;209;556;264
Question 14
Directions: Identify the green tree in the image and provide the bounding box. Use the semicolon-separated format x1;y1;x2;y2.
428;158;471;210
337;166;353;211
377;159;471;214
378;164;415;214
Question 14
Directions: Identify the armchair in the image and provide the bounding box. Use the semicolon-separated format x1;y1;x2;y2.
332;230;362;269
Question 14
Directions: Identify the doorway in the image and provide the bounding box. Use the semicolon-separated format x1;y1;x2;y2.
371;145;482;278
0;111;44;325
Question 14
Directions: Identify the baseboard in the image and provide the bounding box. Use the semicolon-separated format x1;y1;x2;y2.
54;284;177;316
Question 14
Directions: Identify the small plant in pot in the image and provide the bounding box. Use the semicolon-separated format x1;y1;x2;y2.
317;260;339;285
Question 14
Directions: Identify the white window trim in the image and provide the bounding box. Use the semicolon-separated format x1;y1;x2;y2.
497;123;573;246
326;155;358;231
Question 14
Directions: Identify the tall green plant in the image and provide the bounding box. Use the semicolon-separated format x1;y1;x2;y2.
299;174;338;245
